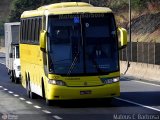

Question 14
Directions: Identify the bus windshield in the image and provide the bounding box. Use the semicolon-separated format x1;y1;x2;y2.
48;13;119;76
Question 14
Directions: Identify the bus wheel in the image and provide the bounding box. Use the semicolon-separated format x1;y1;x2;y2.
104;98;113;104
26;80;30;98
46;99;52;106
30;90;37;99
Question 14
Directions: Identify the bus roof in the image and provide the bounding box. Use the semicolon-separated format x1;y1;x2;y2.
21;2;112;18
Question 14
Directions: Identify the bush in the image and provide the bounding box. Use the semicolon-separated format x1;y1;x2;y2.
0;22;4;37
9;0;59;22
131;0;147;11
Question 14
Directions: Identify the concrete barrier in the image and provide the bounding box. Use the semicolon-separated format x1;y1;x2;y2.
120;61;160;82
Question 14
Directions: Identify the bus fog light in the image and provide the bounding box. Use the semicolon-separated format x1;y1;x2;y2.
105;79;113;84
48;80;56;84
101;77;119;84
48;80;66;86
113;77;119;83
101;78;113;84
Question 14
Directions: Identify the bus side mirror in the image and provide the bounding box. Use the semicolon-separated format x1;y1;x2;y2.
9;53;13;58
40;30;47;51
118;27;127;50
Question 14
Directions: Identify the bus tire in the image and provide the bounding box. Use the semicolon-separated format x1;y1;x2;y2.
26;78;30;98
42;79;45;99
30;90;37;99
105;98;113;104
46;99;52;106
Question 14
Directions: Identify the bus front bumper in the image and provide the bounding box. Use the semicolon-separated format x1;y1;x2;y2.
46;82;120;100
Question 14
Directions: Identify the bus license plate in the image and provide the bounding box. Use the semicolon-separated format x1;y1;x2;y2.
80;90;91;95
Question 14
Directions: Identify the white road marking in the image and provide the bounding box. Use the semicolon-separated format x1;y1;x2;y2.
0;86;3;88
53;115;63;120
19;97;25;100
3;88;8;91
42;110;52;114
8;91;13;94
13;94;19;97
26;101;33;104
134;80;160;87
34;105;41;109
0;62;5;65
115;97;160;112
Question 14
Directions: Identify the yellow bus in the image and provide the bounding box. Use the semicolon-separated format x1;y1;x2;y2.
20;2;127;105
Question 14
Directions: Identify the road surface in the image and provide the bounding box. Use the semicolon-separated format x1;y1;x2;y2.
0;53;160;120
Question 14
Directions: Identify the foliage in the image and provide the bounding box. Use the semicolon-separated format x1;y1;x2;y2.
108;0;128;10
9;0;59;22
9;0;160;22
131;0;147;11
0;21;4;37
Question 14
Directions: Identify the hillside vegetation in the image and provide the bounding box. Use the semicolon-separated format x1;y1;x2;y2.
0;0;12;37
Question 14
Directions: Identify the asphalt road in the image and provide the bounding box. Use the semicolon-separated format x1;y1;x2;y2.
0;52;5;65
0;54;160;120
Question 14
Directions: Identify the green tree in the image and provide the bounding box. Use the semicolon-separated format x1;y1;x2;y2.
9;0;59;22
0;21;4;37
131;0;147;11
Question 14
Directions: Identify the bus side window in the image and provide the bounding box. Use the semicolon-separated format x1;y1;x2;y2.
28;19;31;42
30;19;33;43
35;18;39;44
26;19;29;42
23;20;25;42
20;20;23;42
38;18;42;44
32;19;36;43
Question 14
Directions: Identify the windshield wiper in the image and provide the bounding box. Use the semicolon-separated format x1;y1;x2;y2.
67;51;80;75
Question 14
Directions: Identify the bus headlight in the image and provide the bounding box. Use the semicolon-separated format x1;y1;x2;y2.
48;80;66;86
101;77;119;84
113;77;120;83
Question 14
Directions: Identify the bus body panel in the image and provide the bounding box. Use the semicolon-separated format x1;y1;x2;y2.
46;82;120;100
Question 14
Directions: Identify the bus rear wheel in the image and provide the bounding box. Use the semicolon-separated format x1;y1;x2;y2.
26;80;30;98
30;90;37;99
46;99;52;106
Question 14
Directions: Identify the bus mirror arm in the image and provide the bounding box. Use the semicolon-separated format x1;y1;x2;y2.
118;27;127;50
40;30;47;51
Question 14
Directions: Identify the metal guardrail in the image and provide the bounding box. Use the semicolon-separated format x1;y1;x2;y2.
120;42;160;65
